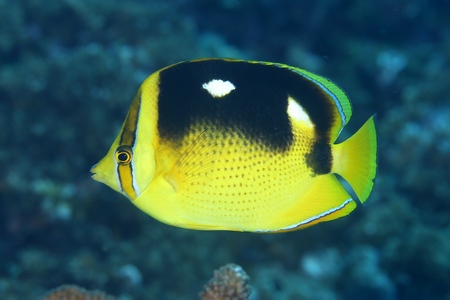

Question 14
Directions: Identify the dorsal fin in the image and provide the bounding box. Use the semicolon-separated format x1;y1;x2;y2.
284;65;353;141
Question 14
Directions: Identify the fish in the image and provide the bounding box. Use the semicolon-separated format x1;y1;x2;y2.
91;58;377;232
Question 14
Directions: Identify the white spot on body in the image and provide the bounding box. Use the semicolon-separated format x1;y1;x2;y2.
290;69;347;126
287;97;313;127
202;79;235;98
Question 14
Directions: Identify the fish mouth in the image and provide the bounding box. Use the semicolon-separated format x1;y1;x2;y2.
90;164;98;178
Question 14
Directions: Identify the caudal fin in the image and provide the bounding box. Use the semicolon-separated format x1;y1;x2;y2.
332;116;377;204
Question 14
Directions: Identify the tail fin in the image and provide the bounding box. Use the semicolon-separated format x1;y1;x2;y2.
332;116;377;204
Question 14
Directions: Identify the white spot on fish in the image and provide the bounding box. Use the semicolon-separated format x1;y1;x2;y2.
202;79;235;98
287;97;313;127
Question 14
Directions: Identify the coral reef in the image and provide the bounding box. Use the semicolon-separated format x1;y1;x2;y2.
41;264;251;300
200;264;251;300
41;285;115;300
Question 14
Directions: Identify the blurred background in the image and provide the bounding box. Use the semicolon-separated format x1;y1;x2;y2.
1;0;449;299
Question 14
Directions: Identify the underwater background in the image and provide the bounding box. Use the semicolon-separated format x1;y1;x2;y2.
1;0;449;299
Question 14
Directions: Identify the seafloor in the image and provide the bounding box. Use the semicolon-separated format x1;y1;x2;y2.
1;1;449;299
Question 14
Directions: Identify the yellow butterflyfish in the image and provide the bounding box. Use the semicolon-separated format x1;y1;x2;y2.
91;58;377;232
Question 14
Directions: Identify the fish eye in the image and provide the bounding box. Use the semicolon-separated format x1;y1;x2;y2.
115;147;133;165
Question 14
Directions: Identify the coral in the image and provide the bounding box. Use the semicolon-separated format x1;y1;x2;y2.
41;284;115;300
199;263;252;300
40;264;251;300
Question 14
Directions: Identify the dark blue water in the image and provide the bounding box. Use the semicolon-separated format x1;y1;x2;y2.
1;1;449;299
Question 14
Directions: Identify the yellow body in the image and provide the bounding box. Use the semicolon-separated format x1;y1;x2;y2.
91;58;377;232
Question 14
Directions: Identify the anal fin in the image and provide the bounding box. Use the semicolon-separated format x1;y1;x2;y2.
270;174;357;232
